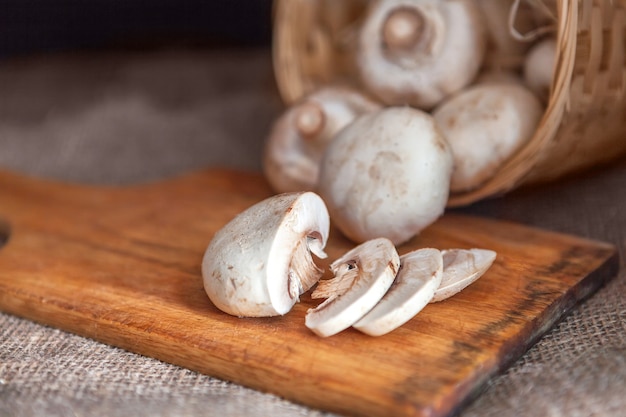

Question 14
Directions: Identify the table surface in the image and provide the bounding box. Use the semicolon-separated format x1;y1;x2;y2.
1;47;625;417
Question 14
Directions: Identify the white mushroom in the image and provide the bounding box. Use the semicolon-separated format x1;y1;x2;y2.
523;37;556;102
263;86;381;193
432;82;544;193
357;0;486;109
431;248;497;302
318;107;453;245
202;192;330;317
353;248;443;336
305;237;399;337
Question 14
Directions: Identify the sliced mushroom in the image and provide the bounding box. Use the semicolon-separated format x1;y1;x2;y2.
430;248;497;302
357;0;486;109
263;86;381;193
353;248;443;336
202;192;330;317
305;237;399;337
318;106;453;245
432;82;544;193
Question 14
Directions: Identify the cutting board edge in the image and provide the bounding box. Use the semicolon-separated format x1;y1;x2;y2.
447;248;621;417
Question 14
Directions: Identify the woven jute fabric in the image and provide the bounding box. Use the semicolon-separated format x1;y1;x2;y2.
1;48;624;417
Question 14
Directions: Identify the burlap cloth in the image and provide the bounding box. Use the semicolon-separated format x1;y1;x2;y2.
0;48;624;417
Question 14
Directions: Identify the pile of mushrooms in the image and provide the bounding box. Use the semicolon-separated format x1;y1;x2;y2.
202;192;496;336
265;0;556;243
201;0;557;336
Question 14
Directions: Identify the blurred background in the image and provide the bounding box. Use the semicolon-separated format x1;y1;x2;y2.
0;0;281;183
0;0;273;57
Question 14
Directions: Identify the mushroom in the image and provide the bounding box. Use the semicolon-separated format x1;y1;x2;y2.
432;82;544;193
202;192;330;317
318;106;453;245
430;248;497;302
263;86;381;193
353;248;443;336
305;237;399;337
356;0;486;109
523;37;556;102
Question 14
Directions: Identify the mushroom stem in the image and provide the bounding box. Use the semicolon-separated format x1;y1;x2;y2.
382;7;426;51
289;235;325;297
311;261;359;300
294;102;326;139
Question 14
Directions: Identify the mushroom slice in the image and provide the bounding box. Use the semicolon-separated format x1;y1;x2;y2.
430;248;497;303
305;238;399;337
202;192;330;317
353;248;443;336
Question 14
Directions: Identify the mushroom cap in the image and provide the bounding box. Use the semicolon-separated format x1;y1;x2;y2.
357;0;486;109
432;82;544;192
353;247;443;336
318;106;453;245
523;37;556;102
431;248;496;302
305;237;400;337
202;192;330;317
263;86;381;193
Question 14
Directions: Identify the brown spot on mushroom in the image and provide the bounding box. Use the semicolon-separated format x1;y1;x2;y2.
388;260;398;276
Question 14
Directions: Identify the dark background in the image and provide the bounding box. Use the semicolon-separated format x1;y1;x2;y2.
0;0;274;58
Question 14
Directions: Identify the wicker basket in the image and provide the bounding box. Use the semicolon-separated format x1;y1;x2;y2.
272;0;626;206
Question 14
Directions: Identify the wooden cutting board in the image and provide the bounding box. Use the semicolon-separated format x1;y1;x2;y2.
0;168;618;417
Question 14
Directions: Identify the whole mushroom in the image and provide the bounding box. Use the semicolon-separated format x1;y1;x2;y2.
433;82;544;192
263;86;381;193
318;106;453;245
357;0;486;109
523;37;556;102
202;192;330;317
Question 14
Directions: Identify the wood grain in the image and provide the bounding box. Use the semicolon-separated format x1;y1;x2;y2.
0;168;618;417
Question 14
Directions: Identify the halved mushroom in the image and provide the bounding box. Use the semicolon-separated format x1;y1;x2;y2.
202;192;330;317
318;106;453;245
430;248;497;302
305;237;399;337
357;0;486;109
353;248;443;336
263;86;381;193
